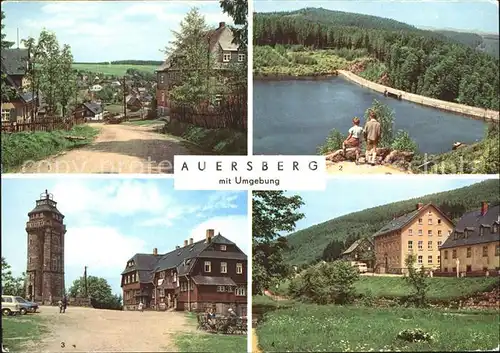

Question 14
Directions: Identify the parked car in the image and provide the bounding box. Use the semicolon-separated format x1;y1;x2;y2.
351;261;368;273
1;295;38;315
1;296;21;316
15;297;39;314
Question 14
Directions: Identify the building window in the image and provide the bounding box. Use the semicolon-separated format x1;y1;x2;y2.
235;286;246;296
428;230;433;236
496;245;500;256
428;256;433;264
467;247;472;258
437;219;442;225
452;267;456;273
493;225;499;234
236;263;243;274
437;255;440;264
204;261;211;273
227;286;234;292
444;267;448;272
238;53;245;62
483;246;488;257
160;271;165;279
452;250;457;259
418;241;423;251
221;262;227;274
417;255;423;265
437;241;442;248
438;230;442;236
408;240;413;250
223;53;231;62
1;109;10;122
217;286;226;292
466;265;472;272
220;245;227;251
479;227;484;236
173;272;177;282
160;74;164;84
418;229;422;236
161;92;165;103
428;241;432;250
428;218;433;225
408;229;413;236
418;218;423;225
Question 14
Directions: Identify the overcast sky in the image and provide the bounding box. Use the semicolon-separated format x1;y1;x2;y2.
2;1;233;62
1;178;248;296
255;0;499;34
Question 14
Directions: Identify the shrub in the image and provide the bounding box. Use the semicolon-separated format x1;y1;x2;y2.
288;260;360;304
403;254;430;307
391;130;419;153
317;128;345;154
397;328;434;343
291;54;318;65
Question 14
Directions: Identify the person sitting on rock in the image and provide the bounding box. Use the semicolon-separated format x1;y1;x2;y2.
342;117;363;164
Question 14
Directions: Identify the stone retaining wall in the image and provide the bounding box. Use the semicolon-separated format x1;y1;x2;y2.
338;70;499;122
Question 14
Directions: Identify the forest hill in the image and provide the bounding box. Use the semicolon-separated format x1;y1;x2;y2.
253;8;499;111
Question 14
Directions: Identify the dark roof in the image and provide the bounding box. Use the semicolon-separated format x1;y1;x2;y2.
1;49;29;76
373;203;453;238
440;205;500;249
28;199;63;217
19;92;36;103
83;102;103;115
342;238;373;255
191;275;236;286
122;233;244;284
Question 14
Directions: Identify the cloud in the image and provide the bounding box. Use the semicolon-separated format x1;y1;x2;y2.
188;215;249;255
64;226;147;290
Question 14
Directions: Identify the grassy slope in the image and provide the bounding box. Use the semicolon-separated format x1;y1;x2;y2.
254;47;352;76
274;276;498;300
257;304;499;352
164;120;247;155
1;125;99;172
2;315;48;352
72;63;157;76
284;180;500;265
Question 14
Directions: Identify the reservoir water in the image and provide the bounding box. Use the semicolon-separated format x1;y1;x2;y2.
253;77;487;155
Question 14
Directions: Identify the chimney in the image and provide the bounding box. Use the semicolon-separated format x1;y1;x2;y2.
153;248;158;256
219;22;225;29
206;229;214;243
480;201;488;216
175;245;180;250
417;203;424;210
189;238;193;245
184;239;188;247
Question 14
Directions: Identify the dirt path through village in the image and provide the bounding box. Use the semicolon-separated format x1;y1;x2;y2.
19;123;204;174
29;306;195;352
327;161;412;174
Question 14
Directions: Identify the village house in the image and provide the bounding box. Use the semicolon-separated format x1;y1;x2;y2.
79;102;103;121
373;203;454;274
439;202;500;275
121;229;247;316
156;21;245;117
342;237;375;269
126;94;142;111
1;48;40;123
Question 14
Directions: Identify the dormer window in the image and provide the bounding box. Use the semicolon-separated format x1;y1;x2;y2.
493;224;499;234
220;245;227;251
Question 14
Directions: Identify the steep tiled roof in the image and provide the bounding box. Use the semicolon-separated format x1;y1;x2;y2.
1;49;29;76
83;102;103;115
373;203;453;238
440;205;500;249
342;238;373;255
123;233;243;284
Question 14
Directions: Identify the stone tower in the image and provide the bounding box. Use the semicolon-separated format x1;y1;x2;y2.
25;190;66;304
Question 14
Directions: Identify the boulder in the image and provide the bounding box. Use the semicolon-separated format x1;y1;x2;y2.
375;147;392;159
384;150;414;164
325;148;358;162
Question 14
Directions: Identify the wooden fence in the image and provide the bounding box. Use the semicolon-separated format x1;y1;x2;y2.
1;117;85;133
170;93;247;131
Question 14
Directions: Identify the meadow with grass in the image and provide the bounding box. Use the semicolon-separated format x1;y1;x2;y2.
2;315;48;352
72;63;158;76
1;125;99;172
256;304;499;352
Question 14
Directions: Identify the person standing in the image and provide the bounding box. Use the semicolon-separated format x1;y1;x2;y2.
343;117;363;164
364;110;382;166
138;301;144;312
61;295;68;313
